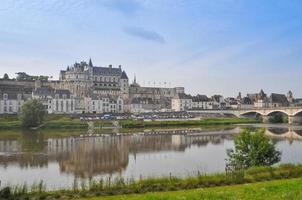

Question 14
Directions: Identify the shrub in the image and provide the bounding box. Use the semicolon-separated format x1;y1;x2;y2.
227;129;281;168
19;99;47;128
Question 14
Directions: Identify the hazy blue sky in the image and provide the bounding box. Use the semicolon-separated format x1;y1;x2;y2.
0;0;302;97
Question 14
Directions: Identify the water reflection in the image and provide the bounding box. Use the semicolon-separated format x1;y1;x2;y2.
0;129;235;178
0;125;302;188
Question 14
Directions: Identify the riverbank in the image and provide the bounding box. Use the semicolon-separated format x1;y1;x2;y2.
0;115;88;130
2;164;302;199
0;115;258;130
81;178;302;200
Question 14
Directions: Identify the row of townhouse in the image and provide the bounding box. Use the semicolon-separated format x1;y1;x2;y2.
32;87;76;114
130;97;162;113
84;95;124;114
224;90;302;109
0;87;124;115
171;93;225;111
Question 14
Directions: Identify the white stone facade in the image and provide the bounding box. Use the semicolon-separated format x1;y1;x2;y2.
0;93;24;114
84;95;124;114
32;88;76;114
172;94;216;111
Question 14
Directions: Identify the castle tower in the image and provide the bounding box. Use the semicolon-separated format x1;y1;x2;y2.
237;92;242;100
88;58;93;67
287;90;293;103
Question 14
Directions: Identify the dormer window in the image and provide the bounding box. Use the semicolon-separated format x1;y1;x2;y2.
55;94;59;99
3;93;8;100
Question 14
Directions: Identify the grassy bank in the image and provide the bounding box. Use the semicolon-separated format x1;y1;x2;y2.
0;115;88;130
120;118;259;128
82;178;302;200
0;115;258;130
2;164;302;199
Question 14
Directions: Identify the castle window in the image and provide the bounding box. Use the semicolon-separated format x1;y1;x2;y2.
71;101;74;111
61;101;64;111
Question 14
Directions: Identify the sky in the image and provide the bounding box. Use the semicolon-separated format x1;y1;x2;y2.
0;0;302;97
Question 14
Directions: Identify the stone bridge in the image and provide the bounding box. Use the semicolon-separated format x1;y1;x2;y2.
188;107;302;124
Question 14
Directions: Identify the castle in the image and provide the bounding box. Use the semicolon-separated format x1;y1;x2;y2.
57;59;129;98
0;59;185;114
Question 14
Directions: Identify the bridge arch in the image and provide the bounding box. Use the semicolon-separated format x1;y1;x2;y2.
239;111;264;117
266;110;290;116
293;110;302;116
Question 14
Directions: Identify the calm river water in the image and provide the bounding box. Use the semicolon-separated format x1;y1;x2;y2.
1;124;302;189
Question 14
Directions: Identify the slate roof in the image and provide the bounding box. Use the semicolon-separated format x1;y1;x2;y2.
131;97;157;104
241;97;253;105
54;89;71;98
192;95;210;102
121;71;128;79
269;93;289;104
177;93;192;99
33;87;72;98
0;90;25;100
93;66;122;76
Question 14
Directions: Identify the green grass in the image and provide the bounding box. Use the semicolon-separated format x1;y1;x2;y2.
0;115;258;130
0;115;88;130
81;178;302;200
2;164;302;200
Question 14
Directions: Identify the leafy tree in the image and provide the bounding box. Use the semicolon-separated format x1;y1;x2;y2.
227;129;281;168
19;99;47;128
3;73;9;80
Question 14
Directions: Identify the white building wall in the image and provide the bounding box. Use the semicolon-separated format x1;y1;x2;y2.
0;99;24;114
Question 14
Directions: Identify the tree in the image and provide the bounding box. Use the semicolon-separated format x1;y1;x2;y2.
227;129;281;168
3;73;9;80
19;99;47;128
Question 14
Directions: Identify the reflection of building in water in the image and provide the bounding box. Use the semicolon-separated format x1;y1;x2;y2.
0;140;21;152
0;129;237;177
47;137;129;178
130;135;187;153
0;139;48;168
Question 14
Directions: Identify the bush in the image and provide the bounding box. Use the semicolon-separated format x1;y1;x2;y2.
0;187;12;199
19;99;47;128
227;129;281;168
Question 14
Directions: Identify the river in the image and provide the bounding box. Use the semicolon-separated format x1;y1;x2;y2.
0;124;302;189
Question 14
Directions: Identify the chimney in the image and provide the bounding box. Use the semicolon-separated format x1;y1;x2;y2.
119;65;122;69
109;64;112;68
